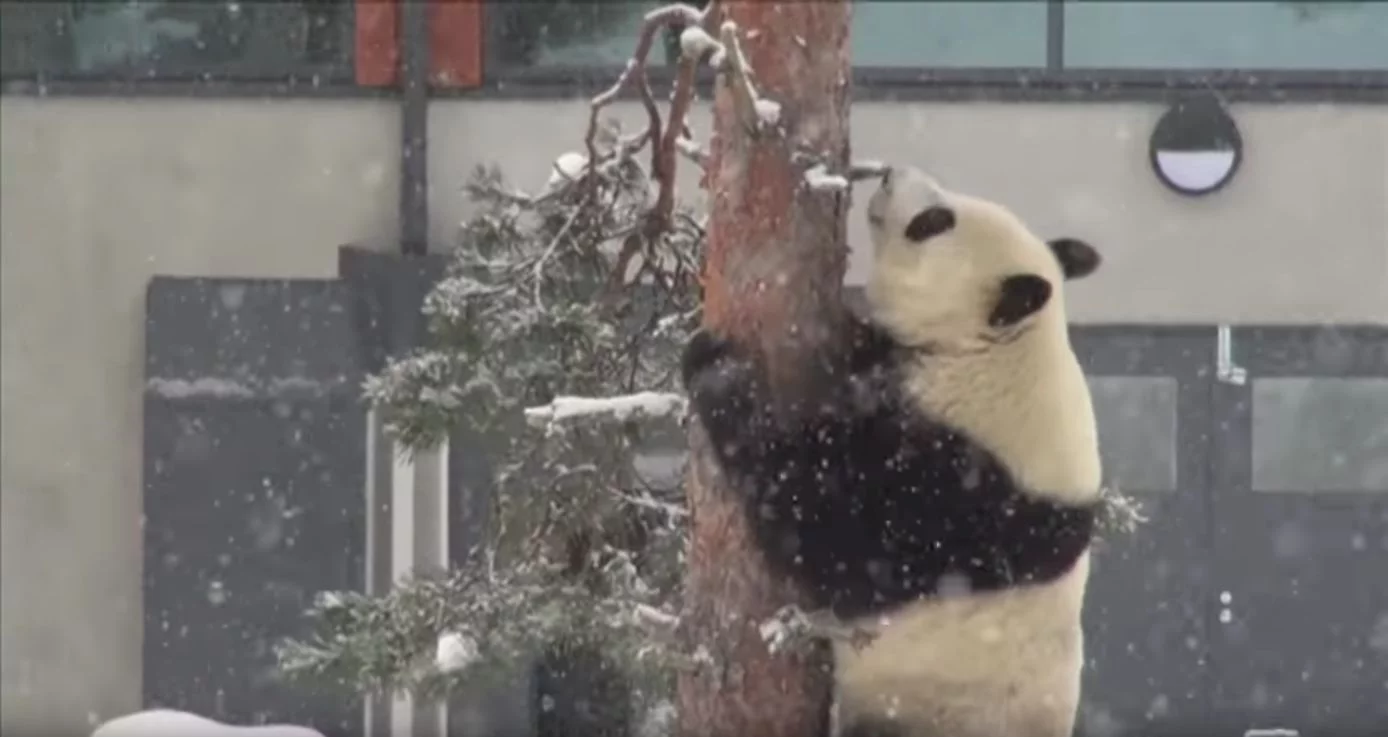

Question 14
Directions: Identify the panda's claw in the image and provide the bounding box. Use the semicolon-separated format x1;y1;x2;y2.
680;329;735;388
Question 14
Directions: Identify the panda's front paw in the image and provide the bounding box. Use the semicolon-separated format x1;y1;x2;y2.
680;329;736;389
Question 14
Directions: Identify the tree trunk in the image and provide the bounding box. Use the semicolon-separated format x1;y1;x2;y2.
678;3;853;737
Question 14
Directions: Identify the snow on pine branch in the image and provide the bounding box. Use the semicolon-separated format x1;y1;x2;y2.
524;392;688;429
435;630;481;674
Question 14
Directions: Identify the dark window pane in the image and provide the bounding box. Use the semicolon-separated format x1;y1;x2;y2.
1252;378;1388;493
1;1;353;80
486;0;1048;71
1064;0;1388;71
1087;376;1179;493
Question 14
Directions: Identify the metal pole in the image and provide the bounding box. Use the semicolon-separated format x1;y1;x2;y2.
400;0;431;256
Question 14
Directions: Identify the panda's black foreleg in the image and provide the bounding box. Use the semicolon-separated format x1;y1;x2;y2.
679;328;734;389
680;329;776;472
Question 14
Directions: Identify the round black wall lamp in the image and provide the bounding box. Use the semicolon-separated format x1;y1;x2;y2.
1148;92;1243;197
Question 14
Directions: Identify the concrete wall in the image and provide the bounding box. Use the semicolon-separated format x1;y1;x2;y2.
0;97;399;735
2;94;1385;734
432;99;1388;324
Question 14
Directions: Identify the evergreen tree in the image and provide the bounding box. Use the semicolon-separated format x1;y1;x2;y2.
277;141;703;732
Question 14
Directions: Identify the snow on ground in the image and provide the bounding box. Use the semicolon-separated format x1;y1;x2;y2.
91;710;325;737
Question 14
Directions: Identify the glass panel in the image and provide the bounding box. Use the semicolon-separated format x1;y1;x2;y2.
853;1;1047;68
487;2;664;68
487;0;1049;70
1087;376;1179;493
0;1;353;80
1064;1;1388;70
1252;378;1388;493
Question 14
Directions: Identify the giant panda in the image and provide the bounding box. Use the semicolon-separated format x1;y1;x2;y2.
679;164;1105;737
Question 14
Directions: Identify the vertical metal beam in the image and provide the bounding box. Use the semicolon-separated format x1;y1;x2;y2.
385;435;451;737
1046;0;1065;71
400;0;431;256
363;408;394;737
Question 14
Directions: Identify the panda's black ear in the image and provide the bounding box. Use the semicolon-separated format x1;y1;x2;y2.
1049;238;1101;280
989;274;1052;329
904;206;956;243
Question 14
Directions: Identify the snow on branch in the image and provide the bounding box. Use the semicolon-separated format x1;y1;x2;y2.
1097;484;1149;538
717;20;775;134
524;392;688;429
675;135;709;168
634;603;682;639
760;604;877;655
803;164;849;192
848;159;891;181
678;25;723;65
435;630;481;674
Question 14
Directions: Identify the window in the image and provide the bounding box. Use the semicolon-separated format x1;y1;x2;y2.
1252;378;1388;493
486;2;662;70
1087;376;1180;493
0;0;354;81
1064;1;1388;71
486;0;1388;78
488;0;1050;72
854;1;1047;68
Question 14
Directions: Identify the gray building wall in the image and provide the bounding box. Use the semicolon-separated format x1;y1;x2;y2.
0;97;399;735
1;94;1385;734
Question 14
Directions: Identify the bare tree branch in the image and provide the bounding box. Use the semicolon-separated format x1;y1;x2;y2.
650;0;723;236
586;4;703;195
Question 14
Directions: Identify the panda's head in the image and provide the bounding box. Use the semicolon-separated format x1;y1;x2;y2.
865;165;1100;349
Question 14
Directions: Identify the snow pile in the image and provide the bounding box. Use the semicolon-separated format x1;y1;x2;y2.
435;630;482;673
91;710;324;737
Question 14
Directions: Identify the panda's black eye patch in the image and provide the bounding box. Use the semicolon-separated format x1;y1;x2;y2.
903;206;956;243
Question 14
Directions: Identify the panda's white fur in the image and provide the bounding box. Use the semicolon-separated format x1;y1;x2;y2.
681;164;1104;737
865;167;1103;505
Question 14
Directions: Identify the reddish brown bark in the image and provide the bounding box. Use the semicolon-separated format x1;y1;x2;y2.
678;3;853;737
